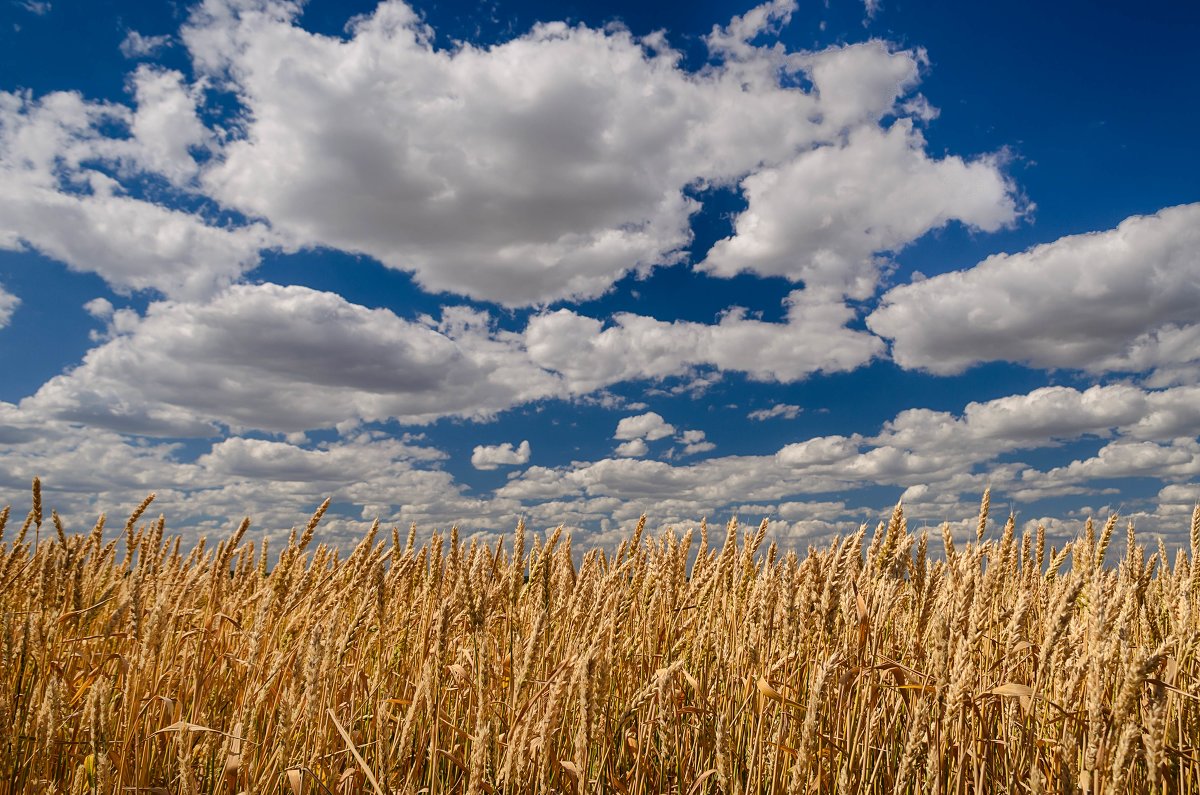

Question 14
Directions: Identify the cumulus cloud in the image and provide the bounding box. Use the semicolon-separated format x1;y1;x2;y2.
678;429;716;455
524;289;885;390
776;435;862;467
614;439;650;458
82;297;114;320
490;380;1200;548
869;203;1200;379
0;404;517;543
501;455;789;508
0;0;1023;440
198;434;446;483
0;284;18;328
855;383;1200;477
120;31;173;59
496;451;913;545
170;0;1018;307
749;403;802;421
22;283;561;435
714;382;1200;516
705;0;796;60
0;88;269;299
1007;439;1200;510
1036;439;1200;484
0;185;268;299
46;280;1180;453
793;39;922;131
8;375;1196;551
0;402;198;499
471;440;532;470
615;412;675;441
699;120;1020;300
877;384;1200;506
124;66;213;184
1155;483;1200;519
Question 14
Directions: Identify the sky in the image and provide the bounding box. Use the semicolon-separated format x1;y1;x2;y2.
1;0;1198;552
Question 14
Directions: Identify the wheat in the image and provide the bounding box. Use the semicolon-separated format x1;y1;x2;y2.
2;486;1198;793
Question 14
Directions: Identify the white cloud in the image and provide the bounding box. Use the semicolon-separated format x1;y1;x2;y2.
18;1;50;15
482;381;1200;540
698;120;1020;300
198;434;445;483
0;405;517;544
678;429;716;455
956;384;1148;442
524;290;884;391
172;0;1017;307
0;89;269;299
491;379;1200;547
46;284;1191;456
496;453;886;533
704;0;796;62
120;31;173;59
1155;483;1200;518
748;403;802;421
614;439;650;458
776;435;862;467
83;297;113;320
0;186;268;299
615;411;675;441
869;203;1200;378
7;375;1195;552
861;383;1200;471
767;382;1200;511
0;0;1022;439
471;440;532;470
1010;439;1200;505
22;283;562;435
0;403;193;497
0;284;18;328
1125;386;1200;440
481;377;1200;542
793;39;922;131
124;66;212;184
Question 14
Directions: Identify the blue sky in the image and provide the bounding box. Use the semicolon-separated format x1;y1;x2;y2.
1;0;1198;550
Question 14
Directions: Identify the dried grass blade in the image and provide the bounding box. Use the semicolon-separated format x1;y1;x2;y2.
326;708;386;795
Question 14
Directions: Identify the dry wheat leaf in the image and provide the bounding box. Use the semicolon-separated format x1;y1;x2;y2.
985;683;1034;699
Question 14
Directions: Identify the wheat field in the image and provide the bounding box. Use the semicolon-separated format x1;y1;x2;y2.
1;480;1198;794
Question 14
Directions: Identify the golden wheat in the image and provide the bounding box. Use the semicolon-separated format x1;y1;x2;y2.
1;481;1199;793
